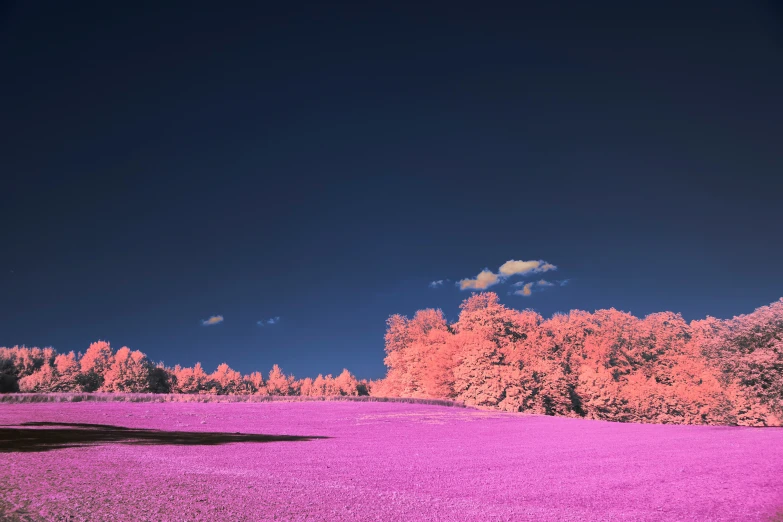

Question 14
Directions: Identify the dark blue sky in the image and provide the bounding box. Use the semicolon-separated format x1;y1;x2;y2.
2;1;782;379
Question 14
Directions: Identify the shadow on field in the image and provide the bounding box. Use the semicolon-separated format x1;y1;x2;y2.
0;422;328;453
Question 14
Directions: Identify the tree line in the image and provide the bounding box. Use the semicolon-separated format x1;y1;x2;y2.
0;343;367;397
375;293;782;426
1;293;781;425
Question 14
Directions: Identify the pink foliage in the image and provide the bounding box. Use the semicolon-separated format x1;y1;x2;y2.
1;296;781;425
79;341;113;375
209;363;247;395
374;293;783;426
265;364;296;396
243;371;265;394
102;347;153;393
172;363;210;394
17;363;58;393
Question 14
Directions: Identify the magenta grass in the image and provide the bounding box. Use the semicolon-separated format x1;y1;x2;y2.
1;402;782;521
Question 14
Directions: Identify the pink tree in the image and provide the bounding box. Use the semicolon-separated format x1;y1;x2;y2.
18;362;58;392
53;352;80;391
78;341;114;391
334;369;359;396
244;371;266;394
712;299;783;425
173;363;209;394
298;377;314;396
382;308;453;397
102;347;152;393
266;364;294;396
1;346;56;392
210;363;246;395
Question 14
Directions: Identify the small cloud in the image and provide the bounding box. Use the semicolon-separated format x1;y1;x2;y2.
512;279;555;296
499;260;542;276
498;259;557;276
459;269;500;290
201;315;224;326
459;259;559;292
559;279;570;286
429;280;445;288
258;316;281;326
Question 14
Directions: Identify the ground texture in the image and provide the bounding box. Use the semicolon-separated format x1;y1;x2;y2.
1;402;782;521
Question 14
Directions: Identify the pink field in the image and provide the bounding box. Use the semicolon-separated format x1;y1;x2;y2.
1;402;782;521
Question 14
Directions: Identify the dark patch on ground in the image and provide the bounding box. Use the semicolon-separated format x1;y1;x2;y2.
0;422;328;453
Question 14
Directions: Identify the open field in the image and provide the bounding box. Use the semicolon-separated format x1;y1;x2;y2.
1;402;782;521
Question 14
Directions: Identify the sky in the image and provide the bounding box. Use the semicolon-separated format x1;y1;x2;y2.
1;1;782;379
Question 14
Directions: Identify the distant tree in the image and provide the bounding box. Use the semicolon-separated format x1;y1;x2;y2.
335;369;360;396
53;352;80;392
244;371;265;394
382;309;453;397
710;299;783;425
102;347;153;393
452;294;544;410
49;352;80;392
266;364;294;396
298;377;314;397
18;362;58;392
0;347;30;391
210;363;245;395
78;341;114;391
382;314;414;396
1;346;56;384
173;363;210;394
452;331;507;408
323;374;342;396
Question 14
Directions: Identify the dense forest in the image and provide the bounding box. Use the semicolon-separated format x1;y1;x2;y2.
2;294;781;426
376;294;782;426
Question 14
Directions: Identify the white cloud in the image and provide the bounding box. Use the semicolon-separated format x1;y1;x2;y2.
459;259;560;292
258;316;281;326
498;260;542;276
512;279;557;296
498;259;557;276
201;315;224;326
429;280;445;288
459;269;500;290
